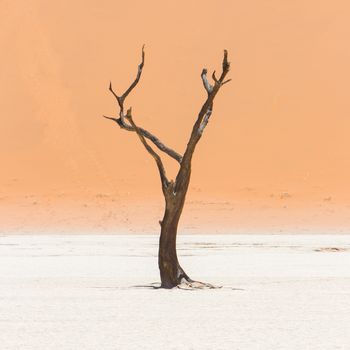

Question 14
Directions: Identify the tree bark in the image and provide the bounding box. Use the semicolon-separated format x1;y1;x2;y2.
158;181;191;288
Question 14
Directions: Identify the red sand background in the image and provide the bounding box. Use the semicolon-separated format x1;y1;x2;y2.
1;0;350;233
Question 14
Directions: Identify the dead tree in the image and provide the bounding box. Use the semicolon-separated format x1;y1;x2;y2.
104;48;230;288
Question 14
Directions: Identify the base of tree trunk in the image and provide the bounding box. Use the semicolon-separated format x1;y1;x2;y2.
133;281;222;290
176;279;221;290
159;263;221;289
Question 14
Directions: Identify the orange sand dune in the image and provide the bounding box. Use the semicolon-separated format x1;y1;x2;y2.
1;0;350;232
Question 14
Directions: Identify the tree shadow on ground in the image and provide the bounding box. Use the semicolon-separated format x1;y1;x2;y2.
130;282;245;291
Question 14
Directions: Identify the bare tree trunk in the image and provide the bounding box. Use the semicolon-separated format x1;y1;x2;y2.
104;47;230;288
158;185;191;288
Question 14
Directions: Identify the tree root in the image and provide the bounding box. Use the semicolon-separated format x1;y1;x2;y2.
176;279;222;290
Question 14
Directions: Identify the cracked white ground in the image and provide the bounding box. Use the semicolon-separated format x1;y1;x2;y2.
1;234;350;349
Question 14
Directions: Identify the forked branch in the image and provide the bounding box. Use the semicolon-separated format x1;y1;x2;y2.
175;50;231;193
197;51;230;138
105;46;182;163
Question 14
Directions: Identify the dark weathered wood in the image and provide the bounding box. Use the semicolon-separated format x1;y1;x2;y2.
124;109;169;192
103;115;182;163
104;46;182;164
104;48;230;288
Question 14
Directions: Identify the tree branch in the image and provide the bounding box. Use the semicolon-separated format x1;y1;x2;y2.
103;115;182;163
108;45;145;112
124;108;169;190
105;47;182;164
174;50;231;194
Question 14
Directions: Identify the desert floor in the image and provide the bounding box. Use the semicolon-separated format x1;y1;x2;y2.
1;234;350;349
